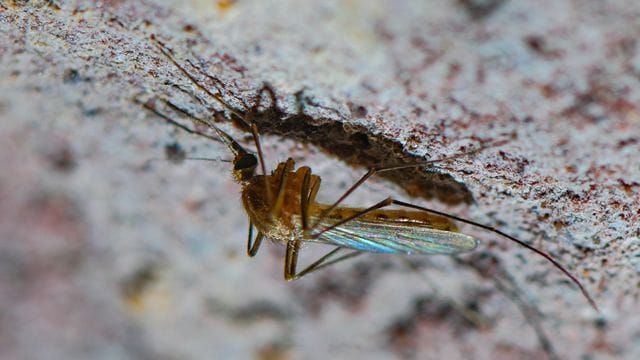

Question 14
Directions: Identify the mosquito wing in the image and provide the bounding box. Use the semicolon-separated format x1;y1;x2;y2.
313;218;478;255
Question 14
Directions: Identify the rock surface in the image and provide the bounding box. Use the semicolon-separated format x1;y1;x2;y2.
1;1;639;359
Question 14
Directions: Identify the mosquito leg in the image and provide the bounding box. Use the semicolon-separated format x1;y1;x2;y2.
309;168;375;230
300;169;312;230
299;168;321;231
307;175;321;207
245;85;278;207
309;141;508;230
249;122;273;207
284;239;301;280
310;197;393;238
246;222;264;257
270;158;295;217
284;243;362;281
289;167;361;280
248;233;264;257
247;221;253;254
291;249;363;280
282;168;365;280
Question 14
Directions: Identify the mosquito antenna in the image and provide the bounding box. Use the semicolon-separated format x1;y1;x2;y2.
146;157;232;164
315;139;511;227
152;35;274;205
392;199;598;311
165;100;273;205
162;101;247;156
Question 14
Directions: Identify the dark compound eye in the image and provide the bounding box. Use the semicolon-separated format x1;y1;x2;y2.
234;153;258;170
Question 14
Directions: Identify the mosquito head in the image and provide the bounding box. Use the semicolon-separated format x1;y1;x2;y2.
232;151;258;182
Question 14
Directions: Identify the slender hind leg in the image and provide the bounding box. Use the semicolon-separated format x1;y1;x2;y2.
309;143;502;230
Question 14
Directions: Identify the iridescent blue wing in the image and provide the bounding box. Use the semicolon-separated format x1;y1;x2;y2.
313;219;478;255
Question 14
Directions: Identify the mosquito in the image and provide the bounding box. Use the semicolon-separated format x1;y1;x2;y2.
144;36;597;311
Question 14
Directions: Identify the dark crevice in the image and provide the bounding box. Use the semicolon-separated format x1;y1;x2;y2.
240;107;474;205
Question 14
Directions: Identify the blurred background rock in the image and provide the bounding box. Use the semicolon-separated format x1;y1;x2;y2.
1;1;639;359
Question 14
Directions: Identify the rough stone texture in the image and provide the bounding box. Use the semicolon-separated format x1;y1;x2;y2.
1;1;639;359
